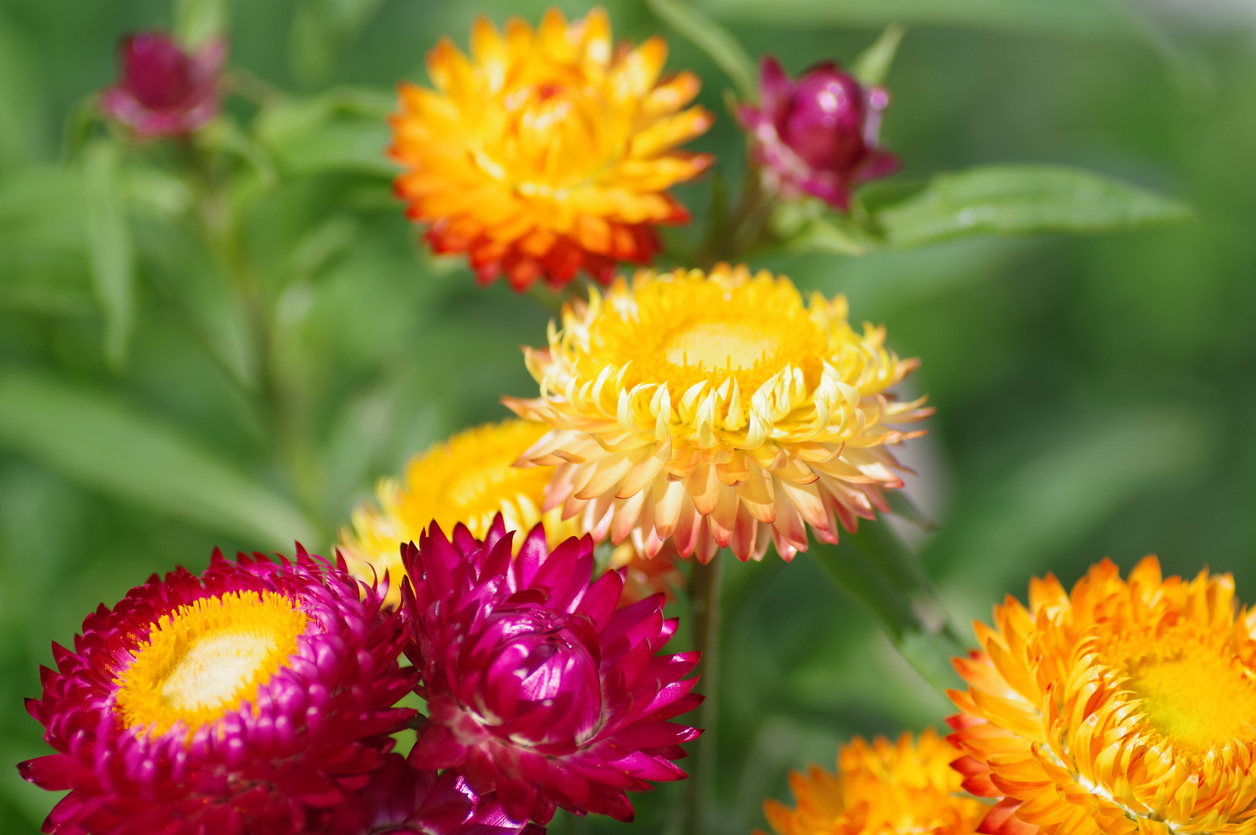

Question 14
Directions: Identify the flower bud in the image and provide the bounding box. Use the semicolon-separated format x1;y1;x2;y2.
737;57;899;210
100;32;225;138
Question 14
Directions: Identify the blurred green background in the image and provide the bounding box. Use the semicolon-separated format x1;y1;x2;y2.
0;0;1252;832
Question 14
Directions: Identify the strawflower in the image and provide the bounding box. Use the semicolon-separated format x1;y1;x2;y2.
20;549;416;835
949;556;1256;835
759;730;986;835
506;264;931;563
100;31;225;138
401;518;702;824
341;418;682;608
389;8;713;291
737;57;898;211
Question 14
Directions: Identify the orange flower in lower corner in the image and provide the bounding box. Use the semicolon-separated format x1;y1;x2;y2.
949;556;1256;835
760;730;987;835
390;7;713;291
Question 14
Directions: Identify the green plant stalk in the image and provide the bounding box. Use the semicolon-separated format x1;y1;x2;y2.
683;555;722;835
809;521;966;694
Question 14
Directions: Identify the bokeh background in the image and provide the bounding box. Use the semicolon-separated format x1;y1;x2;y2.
1;0;1253;832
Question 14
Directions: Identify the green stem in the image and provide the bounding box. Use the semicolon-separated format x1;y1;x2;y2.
683;555;722;835
809;521;966;694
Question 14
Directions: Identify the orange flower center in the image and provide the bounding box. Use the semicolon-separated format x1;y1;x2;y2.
114;591;308;736
1112;627;1256;751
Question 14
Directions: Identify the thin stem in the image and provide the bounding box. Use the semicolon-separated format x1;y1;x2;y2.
683;555;723;835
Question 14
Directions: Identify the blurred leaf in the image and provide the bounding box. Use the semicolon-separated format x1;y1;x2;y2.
876;165;1194;249
930;406;1215;605
770;199;871;256
256;89;395;178
123;166;194;217
694;0;1132;36
885;490;938;530
0;370;317;549
0;16;43;173
174;0;230;48
809;534;964;693
851;23;906;87
647;0;759;101
290;0;391;83
83;140;135;369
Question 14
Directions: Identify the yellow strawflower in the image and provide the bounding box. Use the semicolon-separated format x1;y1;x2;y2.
949;557;1256;835
505;264;931;563
760;730;987;835
389;7;713;291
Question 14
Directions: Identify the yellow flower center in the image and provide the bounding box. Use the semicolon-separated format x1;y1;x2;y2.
1114;627;1256;751
114;591;308;736
582;274;831;400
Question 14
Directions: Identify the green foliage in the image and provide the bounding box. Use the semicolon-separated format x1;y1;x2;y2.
876;165;1196;248
851;23;906;87
83;140;135;369
647;0;760;100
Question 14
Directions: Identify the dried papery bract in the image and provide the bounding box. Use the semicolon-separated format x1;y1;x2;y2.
100;31;225;138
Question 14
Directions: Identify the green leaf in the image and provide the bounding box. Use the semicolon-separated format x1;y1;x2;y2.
876;165;1194;249
647;0;759;101
290;0;390;83
174;0;230;48
83;140;135;370
0;369;318;550
256;89;395;178
692;0;1132;37
851;23;906;88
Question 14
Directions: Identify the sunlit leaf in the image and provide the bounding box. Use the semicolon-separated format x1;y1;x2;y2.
256;90;395;178
83;140;134;369
174;0;230;47
0;370;318;550
876;165;1194;248
647;0;759;101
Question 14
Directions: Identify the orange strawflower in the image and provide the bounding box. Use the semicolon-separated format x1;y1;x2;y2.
760;729;987;835
949;557;1256;835
505;264;930;563
390;7;713;291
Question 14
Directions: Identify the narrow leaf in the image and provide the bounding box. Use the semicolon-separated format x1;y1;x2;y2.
647;0;759;101
877;164;1194;248
851;23;906;88
174;0;230;48
0;370;318;550
83;140;135;370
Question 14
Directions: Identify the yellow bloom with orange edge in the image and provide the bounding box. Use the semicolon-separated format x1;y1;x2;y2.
339;419;579;605
760;729;987;835
949;556;1256;835
505;264;931;563
390;7;713;291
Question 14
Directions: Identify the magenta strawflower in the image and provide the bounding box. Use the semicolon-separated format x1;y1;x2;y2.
330;751;543;835
100;31;224;138
20;548;417;835
401;518;702;825
737;56;898;210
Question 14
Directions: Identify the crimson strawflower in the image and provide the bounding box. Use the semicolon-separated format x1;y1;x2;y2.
20;549;416;835
100;32;224;138
401;518;702;825
737;57;898;210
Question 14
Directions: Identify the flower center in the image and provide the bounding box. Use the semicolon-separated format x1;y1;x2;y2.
1116;629;1256;751
114;590;307;736
665;323;780;372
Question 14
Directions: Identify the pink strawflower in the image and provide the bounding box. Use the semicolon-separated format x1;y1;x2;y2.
401;518;702;825
20;548;417;835
330;751;544;835
100;31;224;138
737;56;899;210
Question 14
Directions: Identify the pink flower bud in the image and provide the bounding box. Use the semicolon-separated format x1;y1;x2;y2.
737;57;899;210
100;32;225;138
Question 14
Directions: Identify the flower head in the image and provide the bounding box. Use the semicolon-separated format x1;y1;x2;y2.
949;557;1256;835
505;264;931;563
737;57;898;210
20;549;417;835
341;419;578;607
401;518;702;824
100;32;225;138
760;730;987;835
389;8;713;291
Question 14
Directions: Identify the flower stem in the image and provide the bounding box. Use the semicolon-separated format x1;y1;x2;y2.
683;555;722;835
